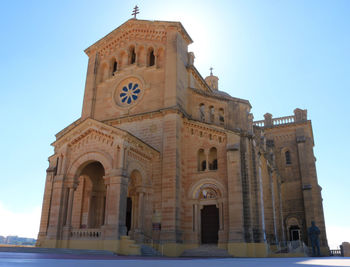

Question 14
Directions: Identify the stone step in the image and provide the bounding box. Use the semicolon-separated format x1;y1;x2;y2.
140;245;162;256
181;245;232;257
0;246;115;255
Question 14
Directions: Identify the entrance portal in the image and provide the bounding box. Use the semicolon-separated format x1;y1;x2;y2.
201;205;219;244
289;225;300;241
126;197;132;235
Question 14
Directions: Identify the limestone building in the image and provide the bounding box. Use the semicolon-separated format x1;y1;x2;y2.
37;18;328;257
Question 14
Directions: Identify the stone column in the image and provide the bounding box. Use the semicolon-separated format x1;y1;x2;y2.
226;133;245;243
257;155;267;242
104;183;110;225
296;133;314;227
65;185;76;227
46;175;65;240
104;171;129;238
138;192;144;230
268;168;278;244
37;167;55;244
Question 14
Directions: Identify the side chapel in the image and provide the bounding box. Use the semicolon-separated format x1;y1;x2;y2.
37;17;328;257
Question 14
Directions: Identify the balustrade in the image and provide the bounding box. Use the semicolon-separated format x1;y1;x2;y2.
253;115;295;127
70;228;102;239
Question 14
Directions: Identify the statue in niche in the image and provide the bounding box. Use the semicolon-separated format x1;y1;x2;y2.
201;188;217;199
199;105;205;121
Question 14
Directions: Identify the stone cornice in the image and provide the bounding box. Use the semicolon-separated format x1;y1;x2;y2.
85;19;193;57
187;65;251;107
189;87;251;106
188;65;213;93
103;105;252;138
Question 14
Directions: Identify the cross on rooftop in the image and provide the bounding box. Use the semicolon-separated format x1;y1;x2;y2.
132;5;140;19
210;67;213;75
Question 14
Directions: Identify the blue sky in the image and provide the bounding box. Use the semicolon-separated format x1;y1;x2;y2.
0;0;349;248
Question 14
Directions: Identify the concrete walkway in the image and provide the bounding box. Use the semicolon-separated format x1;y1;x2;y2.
0;252;349;267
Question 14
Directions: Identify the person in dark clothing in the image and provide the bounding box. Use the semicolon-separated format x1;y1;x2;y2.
308;221;321;256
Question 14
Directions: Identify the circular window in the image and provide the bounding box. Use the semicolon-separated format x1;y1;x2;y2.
114;77;143;107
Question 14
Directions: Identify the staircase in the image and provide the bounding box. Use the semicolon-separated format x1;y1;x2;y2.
181;244;231;257
140;244;162;256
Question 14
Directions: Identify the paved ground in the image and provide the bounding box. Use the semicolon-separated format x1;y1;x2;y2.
0;253;349;267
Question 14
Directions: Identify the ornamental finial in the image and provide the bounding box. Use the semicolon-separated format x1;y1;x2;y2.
132;5;140;19
210;67;213;76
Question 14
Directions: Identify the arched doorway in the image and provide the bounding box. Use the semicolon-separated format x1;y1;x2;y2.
201;205;219;244
74;161;106;229
198;186;221;245
289;225;300;241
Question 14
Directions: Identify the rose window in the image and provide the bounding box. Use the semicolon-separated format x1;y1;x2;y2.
119;83;141;105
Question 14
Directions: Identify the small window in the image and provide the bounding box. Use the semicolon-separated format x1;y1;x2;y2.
148;48;155;66
209;147;218;170
198;149;206;171
285;151;292;165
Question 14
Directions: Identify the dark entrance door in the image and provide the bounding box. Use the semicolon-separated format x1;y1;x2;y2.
201;205;219;244
289;225;300;241
126;197;132;235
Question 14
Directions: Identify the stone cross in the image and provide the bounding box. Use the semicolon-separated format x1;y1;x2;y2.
132;5;140;19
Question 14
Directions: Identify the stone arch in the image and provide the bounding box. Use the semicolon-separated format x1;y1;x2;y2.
208;106;215;123
127;160;149;186
129;45;136;64
218;108;224;124
197;148;206;171
119;49;128;68
208;147;218;170
109;56;118;76
199;103;205;122
147;46;155;67
67;150;113;181
285;216;302;241
188;178;226;200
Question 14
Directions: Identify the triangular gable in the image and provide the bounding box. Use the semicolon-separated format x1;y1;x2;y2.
84;19;193;56
52;118;159;157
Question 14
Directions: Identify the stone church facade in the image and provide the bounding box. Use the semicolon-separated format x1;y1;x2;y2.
37;18;328;257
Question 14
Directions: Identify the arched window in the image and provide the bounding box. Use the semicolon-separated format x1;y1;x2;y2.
148;48;155;66
199;104;205;122
219;108;224;124
209;147;218;170
209;106;215;123
198;149;206;171
113;60;118;74
285;150;292;165
130;46;136;64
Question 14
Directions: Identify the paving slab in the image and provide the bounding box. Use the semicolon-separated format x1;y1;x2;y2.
0;252;349;267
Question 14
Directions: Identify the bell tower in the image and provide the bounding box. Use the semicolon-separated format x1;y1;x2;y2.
80;18;193;122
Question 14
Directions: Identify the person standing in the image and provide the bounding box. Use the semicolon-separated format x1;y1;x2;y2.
308;221;321;256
